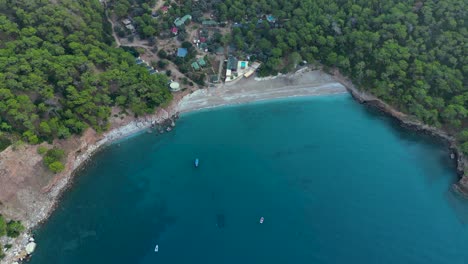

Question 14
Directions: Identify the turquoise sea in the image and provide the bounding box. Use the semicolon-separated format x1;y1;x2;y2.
30;94;468;264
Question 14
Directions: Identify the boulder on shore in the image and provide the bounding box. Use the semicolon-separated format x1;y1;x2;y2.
25;242;36;254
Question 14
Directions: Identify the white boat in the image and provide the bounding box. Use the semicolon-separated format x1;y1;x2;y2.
155;244;159;252
260;217;264;224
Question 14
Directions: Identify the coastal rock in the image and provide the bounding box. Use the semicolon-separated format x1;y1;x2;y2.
25;242;36;254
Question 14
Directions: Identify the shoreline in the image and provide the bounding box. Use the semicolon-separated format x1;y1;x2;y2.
2;67;467;263
178;69;347;114
0;69;346;264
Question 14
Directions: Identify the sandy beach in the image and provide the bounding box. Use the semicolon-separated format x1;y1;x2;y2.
178;70;347;113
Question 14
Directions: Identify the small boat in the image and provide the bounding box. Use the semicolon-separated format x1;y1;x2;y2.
155;244;159;252
259;217;264;224
195;158;199;167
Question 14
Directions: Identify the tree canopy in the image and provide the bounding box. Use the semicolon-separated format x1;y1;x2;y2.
0;0;172;146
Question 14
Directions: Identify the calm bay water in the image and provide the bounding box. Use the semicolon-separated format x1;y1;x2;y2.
30;94;468;264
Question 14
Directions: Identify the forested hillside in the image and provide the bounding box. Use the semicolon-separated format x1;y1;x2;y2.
216;0;467;151
0;0;171;149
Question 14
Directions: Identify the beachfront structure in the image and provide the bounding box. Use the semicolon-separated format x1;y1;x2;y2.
238;61;248;70
244;69;255;78
227;56;238;71
251;61;261;70
226;60;261;82
169;82;181;92
177;48;188;57
174;15;192;27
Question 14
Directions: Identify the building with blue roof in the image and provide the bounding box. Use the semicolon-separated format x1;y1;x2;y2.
177;48;188;57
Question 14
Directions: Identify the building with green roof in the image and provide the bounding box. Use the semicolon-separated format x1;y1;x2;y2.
197;58;206;67
191;61;200;70
202;20;218;27
174;15;192;27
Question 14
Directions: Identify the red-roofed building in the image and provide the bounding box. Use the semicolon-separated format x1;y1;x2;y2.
161;6;169;13
171;27;178;35
199;37;206;43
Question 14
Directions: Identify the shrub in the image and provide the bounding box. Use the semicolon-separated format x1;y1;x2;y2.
158;50;167;59
6;220;25;238
0;136;11;152
158;60;168;69
48;161;65;174
0;215;6;237
37;146;48;155
43;147;66;173
44;147;65;166
0;244;4;260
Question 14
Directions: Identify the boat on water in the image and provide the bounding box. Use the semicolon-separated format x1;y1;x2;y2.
260;217;264;224
155;244;159;252
195;158;199;167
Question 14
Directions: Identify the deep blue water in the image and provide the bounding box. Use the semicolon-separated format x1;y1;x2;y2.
30;95;468;264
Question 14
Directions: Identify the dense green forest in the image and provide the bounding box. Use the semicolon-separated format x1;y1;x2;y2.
0;0;172;149
214;0;467;152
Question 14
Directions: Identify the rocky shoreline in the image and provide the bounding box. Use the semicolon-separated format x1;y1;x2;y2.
331;70;468;196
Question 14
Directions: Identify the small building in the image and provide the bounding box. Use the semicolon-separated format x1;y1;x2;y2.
227;56;238;71
122;19;132;25
202;20;218;27
232;23;243;28
161;6;169;14
244;69;255;78
251;61;261;70
169;82;180;91
191;61;200;70
215;47;225;55
197;58;206;67
177;48;188;57
199;43;208;50
199;37;206;43
171;27;178;35
266;15;276;23
174;15;192;27
210;75;220;83
135;58;144;64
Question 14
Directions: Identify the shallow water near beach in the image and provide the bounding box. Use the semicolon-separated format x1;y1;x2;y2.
30;94;468;264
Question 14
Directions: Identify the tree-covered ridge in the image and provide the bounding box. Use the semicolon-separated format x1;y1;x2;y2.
216;0;467;150
0;0;172;145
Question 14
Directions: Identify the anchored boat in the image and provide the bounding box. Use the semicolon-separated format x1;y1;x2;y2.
195;158;199;167
155;244;159;252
